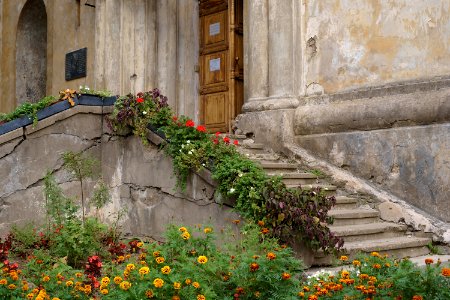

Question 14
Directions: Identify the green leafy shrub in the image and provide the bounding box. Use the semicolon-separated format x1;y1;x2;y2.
0;95;57;126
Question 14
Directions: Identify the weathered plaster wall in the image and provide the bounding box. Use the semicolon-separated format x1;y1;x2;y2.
0;107;237;238
304;0;450;94
0;0;96;112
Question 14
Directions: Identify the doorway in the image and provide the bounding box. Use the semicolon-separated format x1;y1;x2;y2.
199;0;243;133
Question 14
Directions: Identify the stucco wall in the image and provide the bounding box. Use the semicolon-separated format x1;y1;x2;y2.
0;107;237;238
304;0;450;94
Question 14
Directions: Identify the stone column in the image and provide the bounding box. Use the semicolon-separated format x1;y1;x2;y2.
156;0;177;109
268;0;293;97
244;0;268;102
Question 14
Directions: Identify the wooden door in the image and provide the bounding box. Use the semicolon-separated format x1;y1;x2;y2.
199;0;243;133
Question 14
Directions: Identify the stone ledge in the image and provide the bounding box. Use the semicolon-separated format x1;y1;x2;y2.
242;96;299;112
0;127;23;146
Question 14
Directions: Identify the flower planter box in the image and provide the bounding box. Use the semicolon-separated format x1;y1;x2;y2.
36;99;79;121
147;124;167;140
0;115;32;135
77;94;117;106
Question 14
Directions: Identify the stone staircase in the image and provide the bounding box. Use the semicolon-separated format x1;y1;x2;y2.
232;135;431;265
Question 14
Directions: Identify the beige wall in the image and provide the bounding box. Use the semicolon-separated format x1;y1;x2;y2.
303;0;450;94
0;0;95;113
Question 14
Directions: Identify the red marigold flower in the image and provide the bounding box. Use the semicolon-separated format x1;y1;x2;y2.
223;137;230;144
282;272;291;280
250;262;259;272
442;268;450;277
186;120;195;127
196;125;206;132
136;97;144;103
233;140;239;145
425;258;434;265
266;252;276;260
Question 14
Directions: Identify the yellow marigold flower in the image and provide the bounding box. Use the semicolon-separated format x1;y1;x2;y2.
153;251;160;257
185;278;192;285
75;272;83;278
140;253;147;260
32;288;39;293
117;255;125;263
145;290;154;298
179;227;188;232
126;263;136;271
181;231;191;240
266;252;276;260
425;258;434;265
101;289;108;295
123;269;130;277
193;281;200;289
339;255;348;261
101;277;110;285
281;272;291;280
254;291;261;298
153;278;164;288
174;282;181;289
100;283;108;290
442;268;450;277
22;284;29;291
114;276;123;284
27;293;34;300
156;257;165;264
120;281;131;291
352;260;361;266
8;284;16;290
341;270;350;278
84;284;92;294
197;295;206;300
161;266;171;274
204;227;212;234
298;291;305;297
370;252;380;257
0;278;7;285
42;275;50;282
139;266;150;275
385;263;391;267
52;298;61;300
373;263;381;269
137;241;144;248
125;254;131;259
197;255;208;264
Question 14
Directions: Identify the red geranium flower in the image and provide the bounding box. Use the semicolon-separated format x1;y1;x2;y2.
172;116;178;121
215;132;221;137
223;137;230;144
186;120;195;127
136;97;144;103
213;139;219;144
233;140;239;145
196;125;206;132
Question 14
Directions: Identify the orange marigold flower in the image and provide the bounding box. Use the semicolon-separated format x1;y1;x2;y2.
156;257;165;264
308;295;318;300
352;260;361;266
373;263;381;269
181;232;191;240
65;280;73;287
139;266;150;275
113;276;122;284
197;256;208;264
8;284;16;290
232;219;240;224
257;220;265;227
298;291;305;297
282;272;291;280
101;277;110;285
179;227;188;232
204;227;212;234
0;279;7;285
153;278;164;288
174;282;181;289
412;296;423;300
341;270;350;278
172;296;180;300
370;252;380;257
153;251;160;257
340;255;348;261
42;276;50;282
120;281;131;291
303;286;310;292
197;295;206;300
266;252;276;260
425;258;434;265
250;262;259;272
126;263;136;271
145;290;154;298
442;268;450;277
161;266;171;274
193;281;200;289
27;294;34;300
261;228;270;234
100;289;108;295
185;278;192;285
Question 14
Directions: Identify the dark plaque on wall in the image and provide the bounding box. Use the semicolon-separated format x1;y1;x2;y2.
65;48;87;81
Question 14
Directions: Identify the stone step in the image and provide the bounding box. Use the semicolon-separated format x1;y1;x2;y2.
286;184;338;196
333;196;358;210
268;172;318;185
237;146;267;155
243;153;280;161
259;162;299;173
328;208;379;226
329;222;408;242
314;236;431;265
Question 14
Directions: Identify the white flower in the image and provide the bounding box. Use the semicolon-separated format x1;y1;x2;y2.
188;151;193;155
229;188;235;194
186;140;191;144
202;163;206;167
179;149;182;152
142;111;147;115
238;172;243;177
181;144;185;148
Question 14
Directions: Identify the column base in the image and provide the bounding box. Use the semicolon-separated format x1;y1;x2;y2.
242;96;299;112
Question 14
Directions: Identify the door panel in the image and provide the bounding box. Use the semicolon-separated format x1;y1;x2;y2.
200;0;243;133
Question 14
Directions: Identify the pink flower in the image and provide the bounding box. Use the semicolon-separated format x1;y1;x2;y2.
186;120;195;127
136;97;144;103
196;125;206;132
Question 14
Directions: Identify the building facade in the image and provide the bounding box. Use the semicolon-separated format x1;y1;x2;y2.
0;0;449;230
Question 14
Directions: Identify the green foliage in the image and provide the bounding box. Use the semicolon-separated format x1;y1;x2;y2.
50;217;107;268
43;171;77;227
0;95;57;126
91;180;111;211
79;85;113;97
9;223;40;258
308;169;326;178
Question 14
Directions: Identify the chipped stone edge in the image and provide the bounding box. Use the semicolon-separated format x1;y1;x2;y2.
283;142;450;244
0;127;23;146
